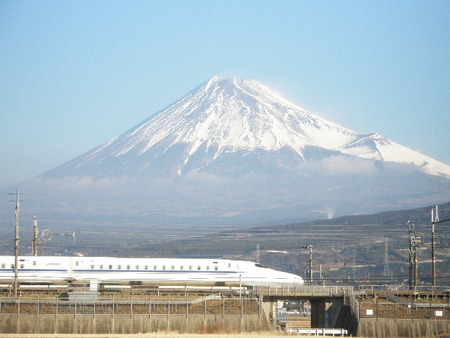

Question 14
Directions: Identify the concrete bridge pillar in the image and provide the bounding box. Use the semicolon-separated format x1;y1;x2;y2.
261;299;277;330
311;298;343;328
311;300;325;328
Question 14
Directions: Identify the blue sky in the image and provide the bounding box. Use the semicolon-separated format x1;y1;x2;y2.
1;1;449;189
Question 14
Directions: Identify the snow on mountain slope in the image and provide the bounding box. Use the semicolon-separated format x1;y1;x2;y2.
341;133;450;179
62;76;450;179
13;76;450;227
73;77;358;167
133;77;356;151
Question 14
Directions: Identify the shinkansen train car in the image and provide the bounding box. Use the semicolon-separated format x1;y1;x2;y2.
0;256;304;287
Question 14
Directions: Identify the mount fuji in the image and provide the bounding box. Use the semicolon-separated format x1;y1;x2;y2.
11;77;450;228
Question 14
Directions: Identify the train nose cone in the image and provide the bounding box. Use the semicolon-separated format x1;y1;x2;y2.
293;276;304;284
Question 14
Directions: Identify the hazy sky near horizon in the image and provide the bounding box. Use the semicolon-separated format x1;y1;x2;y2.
1;1;449;189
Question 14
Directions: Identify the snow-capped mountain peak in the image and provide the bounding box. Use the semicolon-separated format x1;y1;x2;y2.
76;77;358;169
22;76;450;227
52;76;450;180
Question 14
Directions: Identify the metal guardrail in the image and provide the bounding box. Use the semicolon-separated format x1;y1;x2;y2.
289;328;348;336
358;284;450;293
0;295;261;318
348;288;360;321
255;285;355;298
0;294;226;307
380;293;450;308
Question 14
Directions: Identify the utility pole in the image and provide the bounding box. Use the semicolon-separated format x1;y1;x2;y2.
351;249;357;280
408;221;422;291
309;245;313;285
431;206;438;288
14;189;20;297
383;239;390;278
408;221;414;290
32;216;39;256
303;245;313;285
431;205;450;289
319;264;324;286
256;243;260;264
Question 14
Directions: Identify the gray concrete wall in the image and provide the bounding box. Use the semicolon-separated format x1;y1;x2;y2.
358;318;450;337
0;313;266;334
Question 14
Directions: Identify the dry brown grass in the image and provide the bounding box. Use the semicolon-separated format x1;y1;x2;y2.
0;333;290;338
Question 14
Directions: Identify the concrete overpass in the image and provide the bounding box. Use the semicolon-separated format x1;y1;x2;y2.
254;285;359;333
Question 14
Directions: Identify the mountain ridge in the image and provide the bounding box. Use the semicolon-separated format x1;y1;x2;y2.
43;77;450;180
7;76;450;228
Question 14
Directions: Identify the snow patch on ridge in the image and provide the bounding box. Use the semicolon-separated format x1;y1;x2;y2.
341;133;450;179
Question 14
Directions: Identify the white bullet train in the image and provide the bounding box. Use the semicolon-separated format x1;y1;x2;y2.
0;256;304;287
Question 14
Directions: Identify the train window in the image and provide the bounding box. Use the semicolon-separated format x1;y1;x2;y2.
75;261;79;266
20;264;24;269
228;263;231;268
1;264;5;269
11;264;14;269
90;265;94;269
109;265;112;270
145;265;148;270
153;265;157;270
180;265;183;270
33;261;36;266
189;266;192;270
118;265;122;270
197;266;201;270
136;265;139;270
215;266;218;271
171;265;175;270
127;265;130;270
99;265;103;269
162;265;166;270
206;266;210;270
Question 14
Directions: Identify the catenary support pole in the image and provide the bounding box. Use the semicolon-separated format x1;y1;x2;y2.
32;216;39;256
14;189;20;297
431;206;438;288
